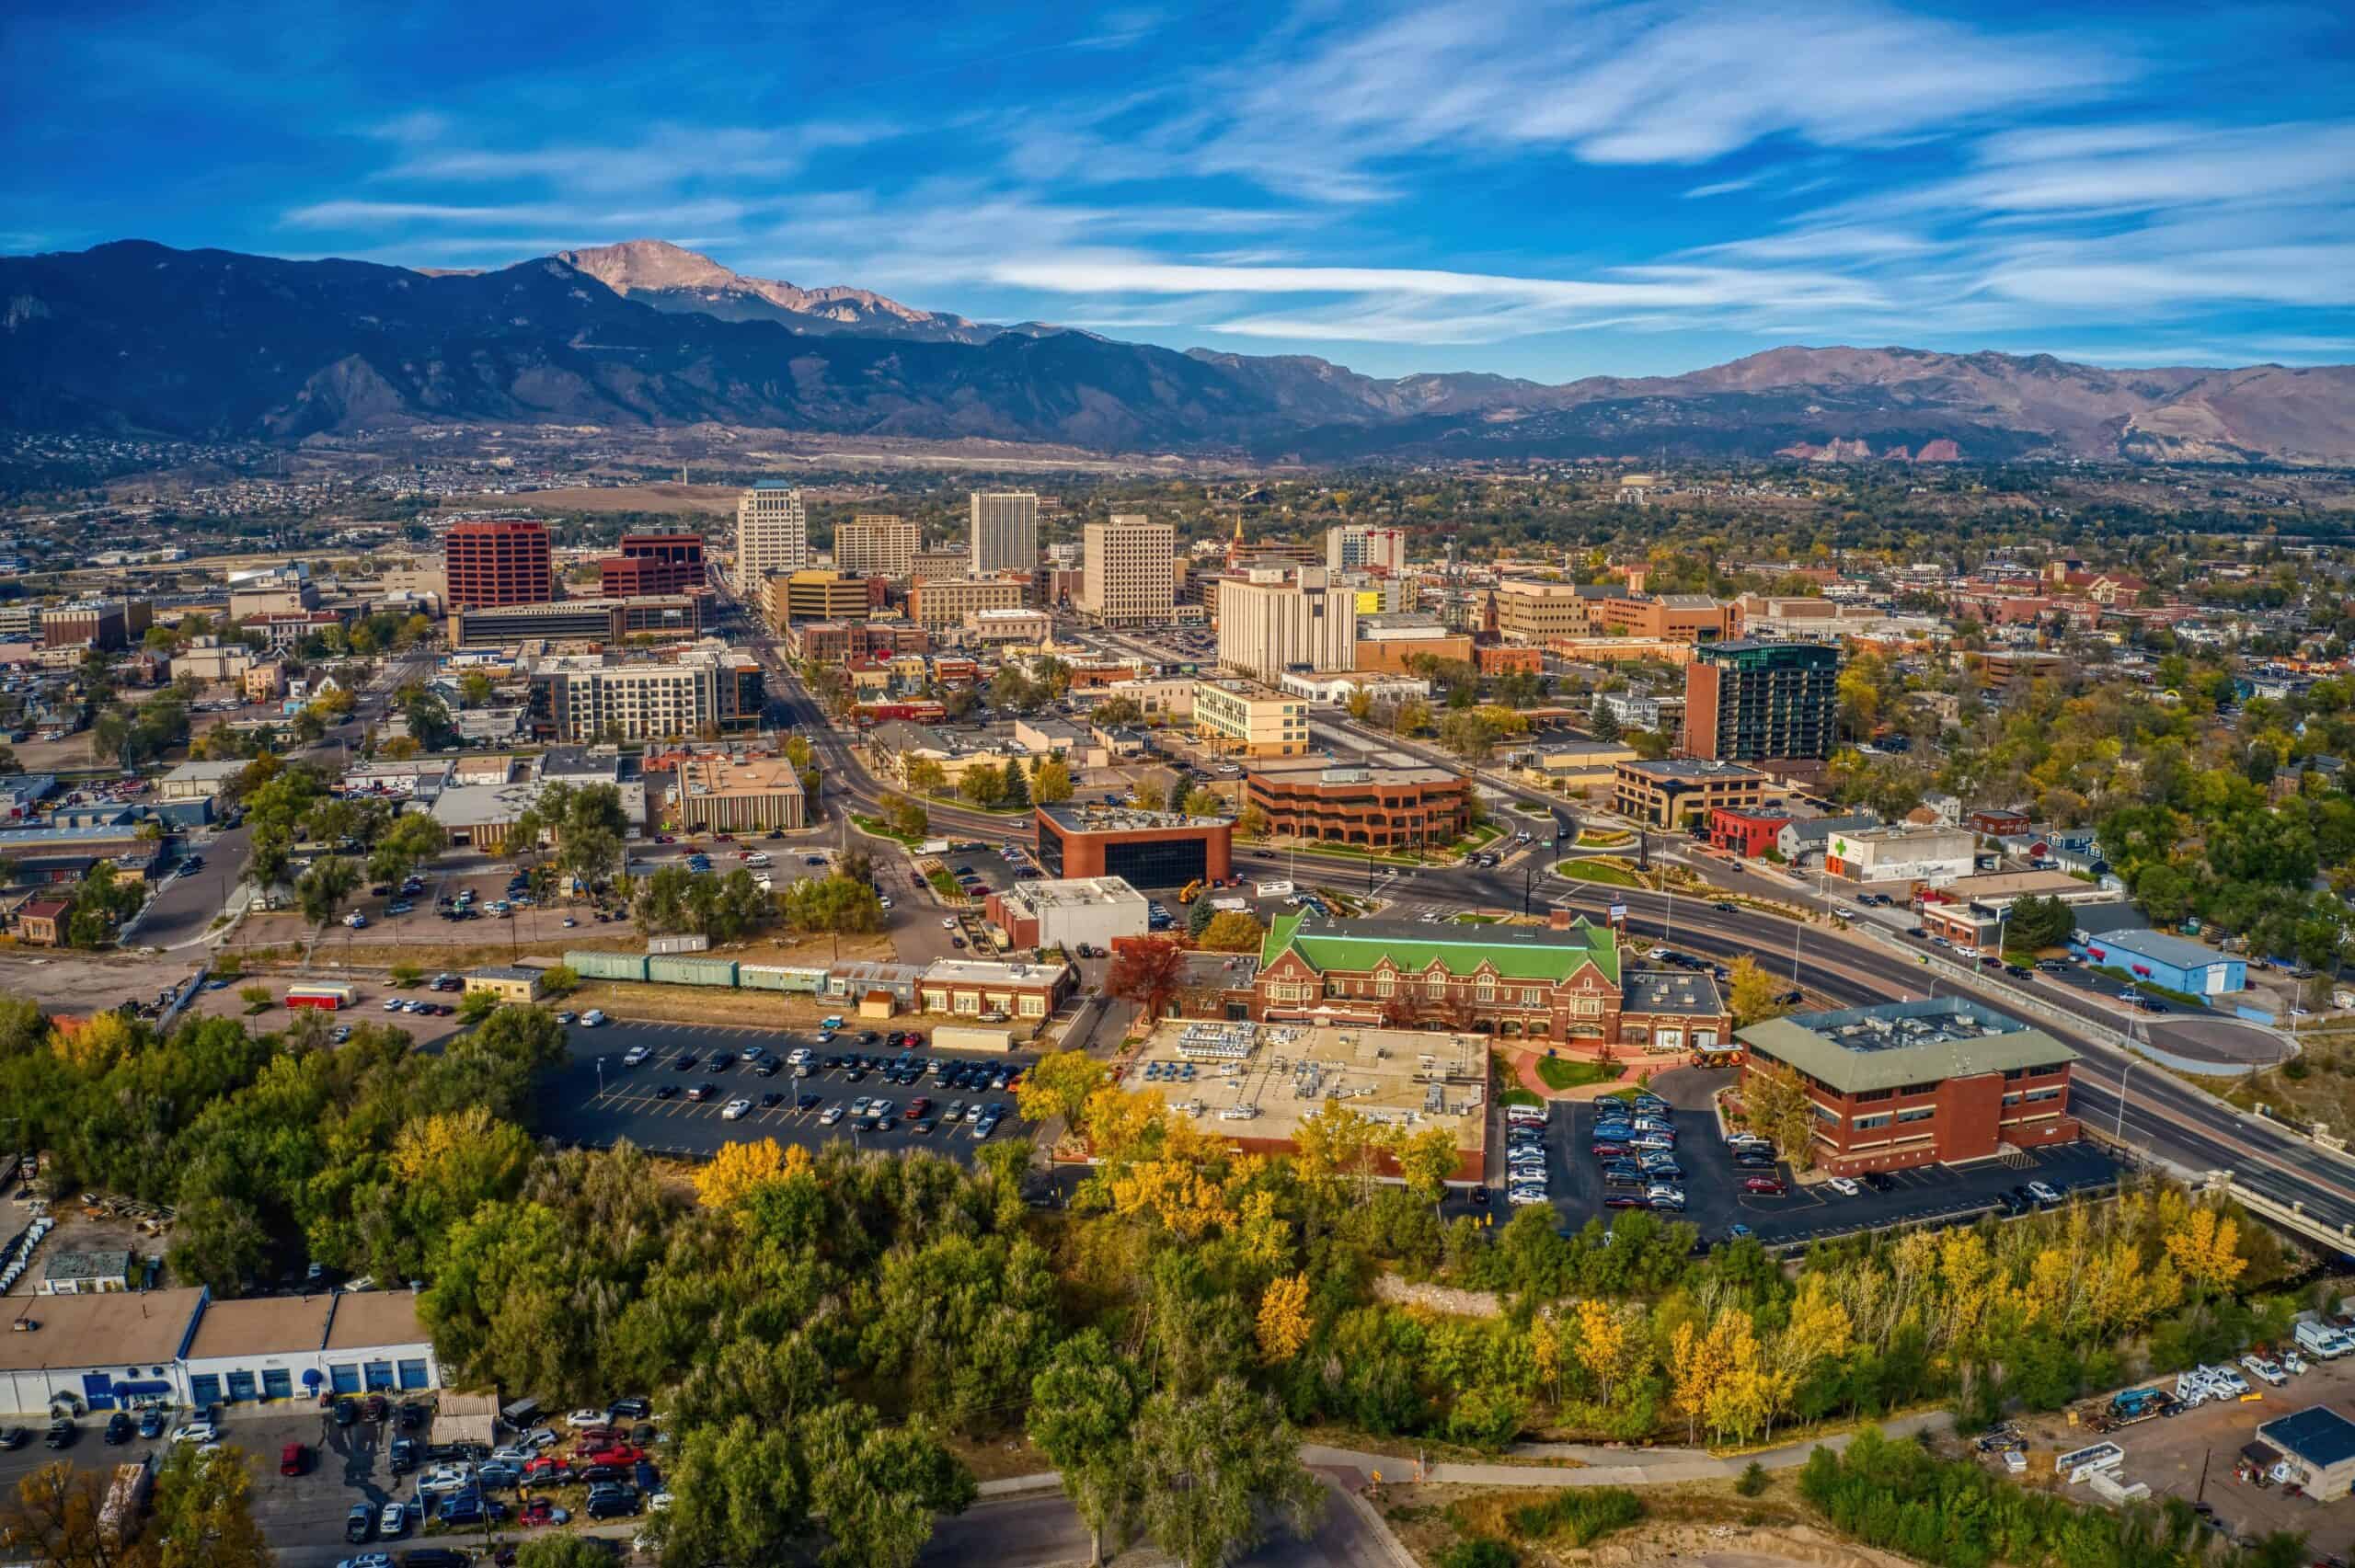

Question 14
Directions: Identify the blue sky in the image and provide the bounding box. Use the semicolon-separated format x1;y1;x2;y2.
7;0;2352;380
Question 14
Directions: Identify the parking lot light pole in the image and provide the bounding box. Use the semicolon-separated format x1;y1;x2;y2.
2117;1057;2132;1140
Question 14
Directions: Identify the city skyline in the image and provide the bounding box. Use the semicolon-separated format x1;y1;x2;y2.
5;1;2349;381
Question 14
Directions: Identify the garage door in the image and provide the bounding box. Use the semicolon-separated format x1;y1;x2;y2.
262;1369;293;1402
190;1374;222;1407
397;1360;431;1391
79;1374;116;1411
328;1364;362;1394
363;1361;395;1391
225;1371;258;1403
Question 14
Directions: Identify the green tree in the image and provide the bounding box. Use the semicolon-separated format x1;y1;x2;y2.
885;795;930;839
1727;956;1793;1027
297;855;361;927
1187;893;1218;937
1028;1331;1147;1566
366;811;447;887
655;1415;810;1568
513;1538;617;1568
1132;1379;1322;1568
904;758;948;798
1001;759;1032;810
1236;804;1272;841
802;1402;976;1568
456;671;494;709
147;1427;274;1564
960;763;1008;809
2005;894;2077;953
1181;787;1226;818
1091;695;1143;727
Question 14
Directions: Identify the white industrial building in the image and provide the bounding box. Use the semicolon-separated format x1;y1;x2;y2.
1823;824;1978;887
1;1288;441;1415
988;876;1151;951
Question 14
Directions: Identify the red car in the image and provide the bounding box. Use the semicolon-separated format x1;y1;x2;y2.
580;1445;642;1468
904;1097;931;1120
523;1454;570;1477
572;1426;617;1447
1741;1176;1786;1196
519;1498;560;1528
280;1442;308;1477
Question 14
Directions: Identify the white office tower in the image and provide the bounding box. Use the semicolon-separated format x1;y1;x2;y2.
735;482;810;592
1327;523;1407;573
1217;565;1360;681
1079;514;1175;625
969;490;1040;576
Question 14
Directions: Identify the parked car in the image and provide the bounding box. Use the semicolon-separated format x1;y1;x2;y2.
1741;1176;1786;1196
345;1503;375;1543
1825;1176;1862;1196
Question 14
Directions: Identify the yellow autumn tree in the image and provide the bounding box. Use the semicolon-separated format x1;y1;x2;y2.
1775;1274;1853;1384
1109;1160;1234;1240
1572;1297;1632;1405
1703;1309;1787;1443
1396;1124;1462;1213
1232;1188;1292;1270
2165;1204;2248;1296
693;1138;811;1209
1081;1086;1168;1166
1016;1050;1109;1129
52;1011;138;1073
1292;1101;1397;1207
1669;1316;1731;1445
1531;1313;1565;1405
1256;1273;1313;1363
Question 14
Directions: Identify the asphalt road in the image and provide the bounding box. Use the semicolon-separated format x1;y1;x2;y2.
129;822;253;949
921;1477;1398;1567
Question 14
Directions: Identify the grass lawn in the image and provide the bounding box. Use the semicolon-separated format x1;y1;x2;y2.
851;813;925;847
1270;840;1453;869
1576;829;1635;848
1556;857;1645;887
2087;964;2207;1009
1535;1056;1626;1090
1454;913;1500;924
1500;1086;1544;1107
924;867;965;899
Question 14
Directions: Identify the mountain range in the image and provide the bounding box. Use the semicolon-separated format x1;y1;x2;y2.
3;238;2349;465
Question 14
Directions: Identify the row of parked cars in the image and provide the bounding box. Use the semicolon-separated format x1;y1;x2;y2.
1505;1104;1552;1207
1591;1093;1689;1211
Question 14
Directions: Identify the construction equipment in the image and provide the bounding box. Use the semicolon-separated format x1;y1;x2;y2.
1177;879;1204;905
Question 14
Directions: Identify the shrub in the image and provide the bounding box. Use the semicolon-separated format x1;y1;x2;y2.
1736;1459;1768;1497
1504;1487;1642;1546
1439;1542;1518;1568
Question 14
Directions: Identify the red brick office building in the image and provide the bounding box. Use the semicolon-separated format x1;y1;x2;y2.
1035;804;1232;888
1737;999;2079;1176
1707;806;1791;858
1244;761;1471;851
600;533;706;597
445;520;555;609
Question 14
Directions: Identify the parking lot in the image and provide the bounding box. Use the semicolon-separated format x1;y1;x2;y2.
542;1019;1040;1163
1533;1095;2124;1246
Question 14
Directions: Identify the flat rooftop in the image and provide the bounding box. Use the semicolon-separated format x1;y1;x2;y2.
1623;969;1728;1016
1617;758;1769;783
0;1288;205;1373
676;755;806;799
324;1288;429;1352
1121;1019;1485;1161
1001;876;1146;910
922;957;1072;987
187;1293;336;1361
1247;760;1457;787
1739;998;2078;1094
1040;803;1226;832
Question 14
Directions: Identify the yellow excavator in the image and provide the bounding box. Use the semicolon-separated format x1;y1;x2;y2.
1177;879;1204;905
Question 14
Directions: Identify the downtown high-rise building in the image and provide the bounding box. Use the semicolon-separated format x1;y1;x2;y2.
1079;514;1174;625
734;482;810;593
969;490;1040;576
1683;640;1841;767
1326;523;1407;573
833;513;917;579
1216;564;1359;681
444;519;555;609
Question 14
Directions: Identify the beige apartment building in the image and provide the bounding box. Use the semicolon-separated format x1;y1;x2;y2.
734;482;810;593
1080;516;1175;625
1216;565;1359;682
529;657;726;742
833;514;917;579
1194;680;1312;758
969;491;1040;576
908;575;1028;628
1494;578;1600;642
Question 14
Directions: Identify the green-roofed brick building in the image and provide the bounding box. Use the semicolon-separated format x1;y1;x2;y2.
1252;910;1729;1049
1737;998;2080;1175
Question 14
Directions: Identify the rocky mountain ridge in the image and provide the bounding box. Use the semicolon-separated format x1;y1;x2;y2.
1;239;2349;464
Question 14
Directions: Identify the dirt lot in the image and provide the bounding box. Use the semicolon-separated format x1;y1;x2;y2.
1999;1353;2355;1553
0;1202;166;1298
0;949;206;1016
1384;1472;1911;1568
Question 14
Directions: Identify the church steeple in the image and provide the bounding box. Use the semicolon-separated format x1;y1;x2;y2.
1226;513;1245;568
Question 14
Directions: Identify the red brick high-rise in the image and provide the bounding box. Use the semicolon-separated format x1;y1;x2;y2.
445;520;555;609
599;533;706;597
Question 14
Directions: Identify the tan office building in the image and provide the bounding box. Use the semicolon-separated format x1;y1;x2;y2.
1494;579;1600;642
1216;566;1358;681
672;754;808;832
834;514;917;579
735;482;810;592
765;570;874;626
1195;680;1312;758
970;491;1040;576
909;575;1027;628
1080;516;1175;625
